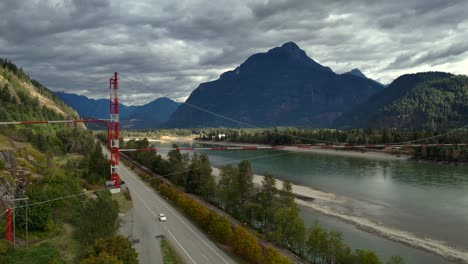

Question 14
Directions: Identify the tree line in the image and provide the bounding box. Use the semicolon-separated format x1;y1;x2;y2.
123;138;404;263
197;128;468;162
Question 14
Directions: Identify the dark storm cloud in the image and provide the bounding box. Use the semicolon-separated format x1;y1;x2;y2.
0;0;467;105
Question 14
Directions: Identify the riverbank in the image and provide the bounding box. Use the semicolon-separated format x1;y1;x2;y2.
211;167;468;264
196;140;412;161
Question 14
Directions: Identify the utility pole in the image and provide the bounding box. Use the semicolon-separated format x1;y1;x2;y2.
5;208;12;242
12;197;29;249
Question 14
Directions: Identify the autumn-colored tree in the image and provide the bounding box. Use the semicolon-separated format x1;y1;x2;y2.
80;252;123;264
85;235;138;264
262;246;292;264
231;226;262;263
208;214;232;244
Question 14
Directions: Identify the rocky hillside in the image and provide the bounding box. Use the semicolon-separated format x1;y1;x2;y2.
0;59;82;212
0;59;79;121
166;42;384;128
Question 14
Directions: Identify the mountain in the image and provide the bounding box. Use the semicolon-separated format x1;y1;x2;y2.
54;92;111;119
56;92;180;129
343;68;367;79
343;68;385;87
333;72;468;129
166;42;384;128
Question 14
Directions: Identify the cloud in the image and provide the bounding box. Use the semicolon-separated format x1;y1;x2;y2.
0;0;467;104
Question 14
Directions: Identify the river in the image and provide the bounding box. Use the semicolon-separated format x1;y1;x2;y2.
149;140;468;263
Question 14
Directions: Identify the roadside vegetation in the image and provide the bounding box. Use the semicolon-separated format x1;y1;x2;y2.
161;239;184;264
122;138;405;264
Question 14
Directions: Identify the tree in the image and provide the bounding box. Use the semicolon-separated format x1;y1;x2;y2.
217;165;239;213
387;255;405;264
167;144;188;184
198;154;216;201
263;246;292;264
186;153;201;193
230;226;262;263
85;236;138;264
237;160;255;220
279;180;294;207
208;214;232;244
81;252;123;264
354;249;382;264
258;174;278;233
75;193;119;246
306;222;329;263
16;187;53;231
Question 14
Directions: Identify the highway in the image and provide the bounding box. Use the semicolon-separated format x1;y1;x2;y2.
110;148;238;264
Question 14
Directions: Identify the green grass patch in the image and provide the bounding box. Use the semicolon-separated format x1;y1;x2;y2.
111;191;133;214
0;134;12;149
161;239;184;264
44;223;80;263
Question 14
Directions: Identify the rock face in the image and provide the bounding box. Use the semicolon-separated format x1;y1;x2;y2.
166;42;384;128
0;150;16;169
0;150;18;204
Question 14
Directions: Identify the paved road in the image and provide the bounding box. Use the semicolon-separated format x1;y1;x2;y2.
112;150;238;264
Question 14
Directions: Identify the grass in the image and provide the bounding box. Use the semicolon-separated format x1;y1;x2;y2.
111;190;133;214
0;134;12;149
161;239;184;264
53;154;83;166
15;222;80;263
44;223;80;263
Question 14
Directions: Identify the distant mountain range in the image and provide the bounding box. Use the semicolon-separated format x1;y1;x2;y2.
55;42;467;130
166;42;384;128
56;92;180;129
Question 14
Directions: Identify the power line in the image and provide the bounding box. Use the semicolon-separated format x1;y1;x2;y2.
14;151;290;210
0;209;7;218
183;101;468;145
143;151;291;183
14;188;108;210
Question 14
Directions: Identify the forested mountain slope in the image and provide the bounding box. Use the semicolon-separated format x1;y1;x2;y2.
334;72;468;129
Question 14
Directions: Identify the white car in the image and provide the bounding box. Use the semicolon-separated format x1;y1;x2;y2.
158;213;166;222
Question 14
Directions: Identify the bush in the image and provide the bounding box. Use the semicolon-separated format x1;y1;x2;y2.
0;242;63;264
84;236;138;264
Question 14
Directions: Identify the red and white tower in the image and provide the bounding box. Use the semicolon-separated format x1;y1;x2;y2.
109;72;120;190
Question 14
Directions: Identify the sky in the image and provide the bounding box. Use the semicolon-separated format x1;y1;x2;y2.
0;0;467;105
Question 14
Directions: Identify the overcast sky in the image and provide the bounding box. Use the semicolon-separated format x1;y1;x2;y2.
1;0;467;105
